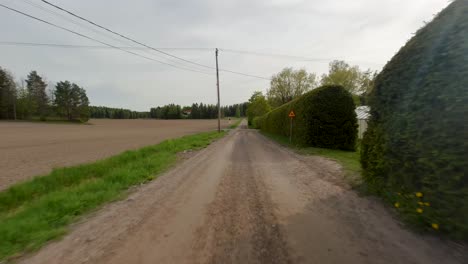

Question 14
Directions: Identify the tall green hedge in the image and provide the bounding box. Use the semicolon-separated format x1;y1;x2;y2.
361;0;468;239
255;85;357;150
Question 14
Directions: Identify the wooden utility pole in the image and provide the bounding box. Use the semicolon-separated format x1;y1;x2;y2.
215;48;221;133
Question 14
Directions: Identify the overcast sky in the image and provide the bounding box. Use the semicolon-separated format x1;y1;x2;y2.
0;0;450;111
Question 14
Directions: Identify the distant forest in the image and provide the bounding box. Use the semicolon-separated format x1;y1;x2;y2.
1;66;247;122
90;103;247;120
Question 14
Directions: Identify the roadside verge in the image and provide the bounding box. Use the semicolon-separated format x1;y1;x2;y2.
259;131;362;187
0;131;226;261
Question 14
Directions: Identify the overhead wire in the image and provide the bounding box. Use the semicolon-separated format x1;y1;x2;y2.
0;41;214;51
17;0;135;48
16;0;209;69
220;48;332;62
39;0;216;70
0;3;213;75
39;0;271;80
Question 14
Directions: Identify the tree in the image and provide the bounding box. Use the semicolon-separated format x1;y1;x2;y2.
25;71;49;119
235;105;241;118
54;81;89;122
267;68;318;108
321;60;376;95
0;67;17;119
247;91;271;125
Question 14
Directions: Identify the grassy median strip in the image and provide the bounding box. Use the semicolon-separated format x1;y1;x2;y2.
0;131;225;260
261;131;362;186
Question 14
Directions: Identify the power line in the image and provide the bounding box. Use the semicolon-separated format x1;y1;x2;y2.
40;0;215;70
220;49;332;62
18;0;135;48
0;41;214;51
17;0;206;68
0;41;272;80
39;0;271;80
0;3;213;75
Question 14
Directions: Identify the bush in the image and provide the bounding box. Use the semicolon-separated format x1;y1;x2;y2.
361;0;468;239
255;85;357;150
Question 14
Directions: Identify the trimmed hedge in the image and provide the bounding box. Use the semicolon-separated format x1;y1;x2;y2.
255;85;357;150
361;0;468;239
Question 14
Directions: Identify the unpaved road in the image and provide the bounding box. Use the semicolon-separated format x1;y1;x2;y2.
21;122;466;264
0;119;230;191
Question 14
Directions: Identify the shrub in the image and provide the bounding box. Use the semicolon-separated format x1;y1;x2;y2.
361;0;468;239
256;85;357;150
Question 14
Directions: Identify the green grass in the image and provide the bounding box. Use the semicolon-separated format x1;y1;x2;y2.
0;131;225;261
229;118;243;129
260;131;362;186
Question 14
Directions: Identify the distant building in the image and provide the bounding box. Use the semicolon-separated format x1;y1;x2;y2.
355;106;370;139
182;109;191;117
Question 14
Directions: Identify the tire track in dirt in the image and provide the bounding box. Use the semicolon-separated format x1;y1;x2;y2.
192;130;291;264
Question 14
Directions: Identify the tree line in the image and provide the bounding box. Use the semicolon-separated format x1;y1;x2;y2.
149;102;248;120
0;67;90;122
247;60;378;123
90;106;149;119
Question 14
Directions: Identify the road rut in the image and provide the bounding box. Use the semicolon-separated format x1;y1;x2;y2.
21;122;466;264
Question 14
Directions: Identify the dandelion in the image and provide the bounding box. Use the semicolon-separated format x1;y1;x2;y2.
418;201;424;206
394;202;400;208
416;208;423;213
424;202;430;206
432;223;439;230
416;192;423;198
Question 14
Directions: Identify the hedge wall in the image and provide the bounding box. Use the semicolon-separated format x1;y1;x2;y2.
361;0;468;239
255;85;357;150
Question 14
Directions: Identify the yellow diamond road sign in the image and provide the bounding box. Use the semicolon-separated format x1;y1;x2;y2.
289;110;295;118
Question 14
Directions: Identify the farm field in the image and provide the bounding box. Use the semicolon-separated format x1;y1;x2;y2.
0;119;230;191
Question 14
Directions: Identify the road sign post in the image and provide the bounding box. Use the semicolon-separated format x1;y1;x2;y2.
288;110;295;143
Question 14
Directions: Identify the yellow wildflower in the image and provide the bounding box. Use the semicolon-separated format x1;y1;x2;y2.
432;223;439;230
416;192;423;198
418;202;424;206
424;202;430;206
394;202;400;208
416;208;423;213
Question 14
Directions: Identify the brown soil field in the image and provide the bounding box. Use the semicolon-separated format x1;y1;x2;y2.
0;119;230;191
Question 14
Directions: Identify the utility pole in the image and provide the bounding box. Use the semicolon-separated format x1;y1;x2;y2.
215;48;221;133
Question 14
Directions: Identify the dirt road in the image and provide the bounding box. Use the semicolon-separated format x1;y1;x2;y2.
0;119;229;190
21;122;466;264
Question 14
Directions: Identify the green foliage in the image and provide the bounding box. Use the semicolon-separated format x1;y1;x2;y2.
0;66;93;123
267;67;318;107
229;118;242;129
321;60;377;95
255;85;357;151
261;131;362;186
246;91;271;125
0;67;17;119
150;104;183;119
90;106;149;119
222;103;247;118
54;81;89;122
187;103;216;119
148;103;247;120
361;0;468;239
0;131;225;260
25;71;49;119
235;105;241;118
